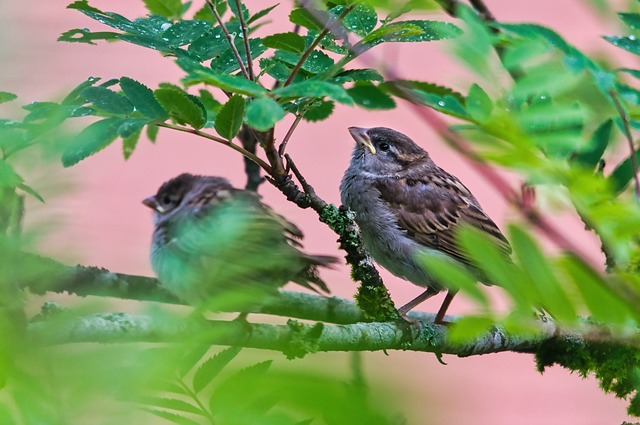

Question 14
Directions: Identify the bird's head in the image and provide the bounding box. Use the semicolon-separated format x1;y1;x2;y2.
347;127;430;175
143;173;233;223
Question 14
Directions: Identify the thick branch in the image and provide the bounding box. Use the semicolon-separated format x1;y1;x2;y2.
28;311;557;358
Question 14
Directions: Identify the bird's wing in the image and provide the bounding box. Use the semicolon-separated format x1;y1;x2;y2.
374;168;510;268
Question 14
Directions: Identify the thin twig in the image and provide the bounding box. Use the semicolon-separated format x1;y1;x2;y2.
238;125;264;191
157;123;272;173
233;0;254;80
278;114;304;156
609;89;640;201
283;5;354;87
205;0;250;80
469;0;497;21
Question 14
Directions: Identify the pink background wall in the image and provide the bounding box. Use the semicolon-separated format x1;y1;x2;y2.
0;0;633;423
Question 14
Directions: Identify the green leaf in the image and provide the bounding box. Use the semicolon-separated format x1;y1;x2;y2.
289;8;325;32
118;118;148;159
209;39;268;75
0;92;17;105
571;119;612;169
154;87;206;129
262;32;306;53
510;225;577;323
333;68;384;84
209;360;272;411
180;61;267;97
62;77;102;105
62;118;124;167
68;1;137;33
247;4;279;25
604;35;640;56
302;100;334;122
273;81;353;105
228;0;249;21
360;20;461;49
560;256;632;324
245;97;285;131
188;22;241;60
141;397;202;416
142;0;183;18
447;316;495;344
143;409;201;425
147;123;159;142
608;148;640;195
119;77;168;120
122;126;142;160
58;28;119;45
618;12;640;31
466;83;493;123
347;82;396;110
192;346;242;393
162;20;210;46
81;86;133;115
215;95;245;140
342;3;377;37
418;252;490;308
260;58;297;83
274;49;334;74
618;68;640;79
381;80;467;118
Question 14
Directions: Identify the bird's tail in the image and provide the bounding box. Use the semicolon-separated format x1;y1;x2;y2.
294;255;339;294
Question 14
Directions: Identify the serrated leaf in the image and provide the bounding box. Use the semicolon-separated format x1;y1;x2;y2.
608;148;640;195
260;58;297;83
273;81;353;105
510;225;577;323
62;77;102;105
342;3;377;37
360;20;461;49
289;8;325;31
142;0;183;18
333;68;384;84
381;80;467;118
118;119;148;160
193;346;242;393
162;20;210;46
82;86;134;115
245;97;285;131
141;397;202;415
179;60;267;97
122;127;142;160
215;95;245;140
228;0;249;21
0;92;17;105
178;344;211;377
466;83;493;123
274;49;334;74
68;1;137;33
119;77;168;120
188;22;241;60
347;83;395;110
58;28;119;45
209;39;268;75
154;87;206;129
418;252;489;309
604;35;640;56
303;100;334;122
62;118;124;167
262;32;306;53
247;4;278;25
143;409;201;425
209;360;272;411
571;119;612;169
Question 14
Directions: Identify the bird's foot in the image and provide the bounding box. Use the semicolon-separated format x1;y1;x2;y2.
396;312;422;342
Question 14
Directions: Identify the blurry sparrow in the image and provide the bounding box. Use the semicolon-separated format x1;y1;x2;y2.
143;173;336;307
341;127;510;324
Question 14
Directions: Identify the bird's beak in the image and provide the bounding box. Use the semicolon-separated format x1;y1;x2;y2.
142;196;164;213
348;127;376;155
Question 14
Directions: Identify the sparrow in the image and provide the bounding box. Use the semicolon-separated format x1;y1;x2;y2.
340;127;510;324
143;173;336;308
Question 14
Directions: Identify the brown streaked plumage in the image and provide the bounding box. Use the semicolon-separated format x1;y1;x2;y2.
341;127;510;324
144;173;336;305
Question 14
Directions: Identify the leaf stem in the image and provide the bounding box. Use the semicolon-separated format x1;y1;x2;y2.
233;0;254;81
609;89;640;202
156;123;272;173
278;113;303;156
205;0;250;80
283;4;354;87
177;378;216;424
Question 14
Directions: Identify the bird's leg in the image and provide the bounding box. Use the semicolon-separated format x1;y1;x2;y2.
397;287;440;317
434;290;458;325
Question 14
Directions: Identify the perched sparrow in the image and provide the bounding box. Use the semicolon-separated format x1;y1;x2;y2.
143;173;336;308
341;127;510;324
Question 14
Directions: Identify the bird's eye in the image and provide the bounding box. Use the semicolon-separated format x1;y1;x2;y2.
161;194;172;205
379;142;390;152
